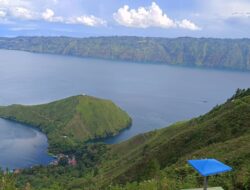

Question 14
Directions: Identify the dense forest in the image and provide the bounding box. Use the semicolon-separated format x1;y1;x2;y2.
0;89;250;189
0;36;250;71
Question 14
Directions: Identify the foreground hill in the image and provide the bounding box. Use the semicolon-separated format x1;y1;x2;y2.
13;89;250;190
98;89;250;189
0;36;250;71
0;95;131;153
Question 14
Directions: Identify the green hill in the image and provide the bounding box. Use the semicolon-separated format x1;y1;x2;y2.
96;89;250;189
13;89;250;190
0;95;131;153
0;36;250;71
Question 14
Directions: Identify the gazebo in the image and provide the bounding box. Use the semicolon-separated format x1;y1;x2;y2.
186;159;232;190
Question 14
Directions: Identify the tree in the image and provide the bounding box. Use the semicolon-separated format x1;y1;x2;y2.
0;174;17;190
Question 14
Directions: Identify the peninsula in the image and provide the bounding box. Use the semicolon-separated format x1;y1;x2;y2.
0;95;132;153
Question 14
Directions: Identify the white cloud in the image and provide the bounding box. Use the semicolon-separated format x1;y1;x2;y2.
67;15;107;26
0;10;6;17
197;0;250;19
41;9;106;26
217;0;250;17
10;7;37;20
0;0;11;6
231;12;250;18
42;8;54;20
0;0;107;27
113;2;200;30
192;0;250;31
113;2;176;28
0;0;31;9
10;26;37;31
42;8;64;22
178;19;201;30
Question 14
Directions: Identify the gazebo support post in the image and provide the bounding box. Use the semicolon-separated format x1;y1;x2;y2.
204;176;208;190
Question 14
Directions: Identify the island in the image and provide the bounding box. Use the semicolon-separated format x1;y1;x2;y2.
0;95;132;153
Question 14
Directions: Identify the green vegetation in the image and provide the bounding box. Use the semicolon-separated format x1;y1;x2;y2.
16;143;108;190
0;36;250;71
8;89;250;190
0;95;131;153
0;171;33;190
0;172;17;190
97;88;250;190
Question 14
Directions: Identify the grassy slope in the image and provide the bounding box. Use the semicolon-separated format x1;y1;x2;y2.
0;95;131;153
92;89;250;189
13;89;250;190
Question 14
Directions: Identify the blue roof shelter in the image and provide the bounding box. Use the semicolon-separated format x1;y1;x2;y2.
188;159;232;190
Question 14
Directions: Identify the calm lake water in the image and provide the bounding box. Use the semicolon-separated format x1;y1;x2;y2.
0;49;250;169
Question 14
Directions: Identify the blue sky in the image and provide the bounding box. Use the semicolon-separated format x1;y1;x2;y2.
1;0;250;38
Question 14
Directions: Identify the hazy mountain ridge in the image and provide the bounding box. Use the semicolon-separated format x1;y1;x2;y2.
0;36;250;71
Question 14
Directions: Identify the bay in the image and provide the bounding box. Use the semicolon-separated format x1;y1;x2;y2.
0;49;250;169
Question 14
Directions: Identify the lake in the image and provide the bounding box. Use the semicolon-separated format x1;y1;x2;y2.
0;118;54;170
0;49;250;169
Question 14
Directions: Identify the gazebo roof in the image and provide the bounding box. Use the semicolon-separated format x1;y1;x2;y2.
188;159;232;177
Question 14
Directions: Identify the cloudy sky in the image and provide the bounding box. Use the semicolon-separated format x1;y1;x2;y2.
0;0;250;38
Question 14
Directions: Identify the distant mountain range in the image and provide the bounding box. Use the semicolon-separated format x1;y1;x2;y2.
0;36;250;71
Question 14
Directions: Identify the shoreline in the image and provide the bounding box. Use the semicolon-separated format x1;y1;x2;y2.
0;48;249;73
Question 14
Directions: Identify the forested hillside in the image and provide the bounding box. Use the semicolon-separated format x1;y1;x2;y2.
9;89;250;190
0;95;131;153
0;36;250;71
100;89;250;190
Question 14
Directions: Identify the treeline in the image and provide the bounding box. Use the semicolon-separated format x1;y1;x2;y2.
0;36;250;71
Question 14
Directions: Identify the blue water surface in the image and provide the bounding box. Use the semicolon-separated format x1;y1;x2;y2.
0;49;250;169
